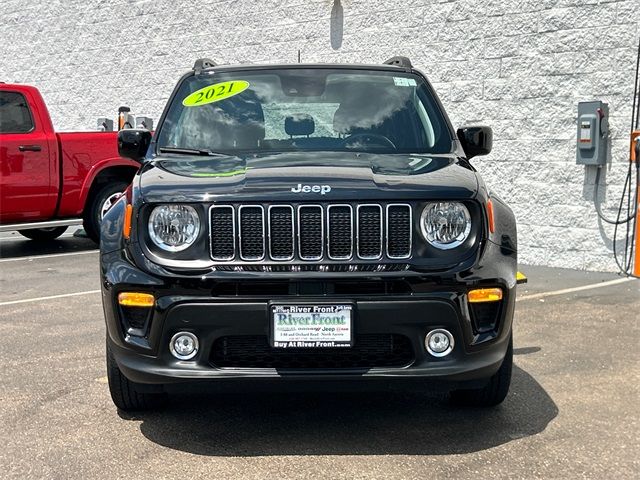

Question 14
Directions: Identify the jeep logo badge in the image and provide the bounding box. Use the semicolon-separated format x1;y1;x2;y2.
291;184;331;195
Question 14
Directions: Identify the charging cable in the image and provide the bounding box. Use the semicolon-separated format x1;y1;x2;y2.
594;38;640;277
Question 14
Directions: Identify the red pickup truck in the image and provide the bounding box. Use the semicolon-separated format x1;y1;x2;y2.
0;83;139;242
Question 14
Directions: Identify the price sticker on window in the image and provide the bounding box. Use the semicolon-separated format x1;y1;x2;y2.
182;80;250;107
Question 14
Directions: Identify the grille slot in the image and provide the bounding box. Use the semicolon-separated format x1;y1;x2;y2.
298;205;323;260
327;205;353;260
386;204;412;259
210;334;414;369
238;206;265;260
268;205;294;260
209;206;235;260
357;204;383;259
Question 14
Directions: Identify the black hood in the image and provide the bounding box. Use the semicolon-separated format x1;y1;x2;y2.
138;152;478;203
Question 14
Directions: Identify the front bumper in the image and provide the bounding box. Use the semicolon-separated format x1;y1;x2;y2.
101;241;516;390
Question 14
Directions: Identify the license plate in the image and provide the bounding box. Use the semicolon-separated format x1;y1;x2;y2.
271;304;353;348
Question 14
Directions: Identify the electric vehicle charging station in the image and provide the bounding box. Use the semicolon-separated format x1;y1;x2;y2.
576;101;609;166
580;93;640;279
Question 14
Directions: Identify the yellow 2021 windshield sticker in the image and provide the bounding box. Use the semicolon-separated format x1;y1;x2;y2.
182;80;250;107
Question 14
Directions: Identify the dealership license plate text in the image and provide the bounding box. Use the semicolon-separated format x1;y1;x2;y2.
272;304;353;348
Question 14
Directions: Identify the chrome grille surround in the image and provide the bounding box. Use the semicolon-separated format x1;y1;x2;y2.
386;203;413;260
267;205;295;261
297;205;324;261
238;205;266;261
209;202;412;263
356;204;383;260
327;204;354;260
209;205;236;261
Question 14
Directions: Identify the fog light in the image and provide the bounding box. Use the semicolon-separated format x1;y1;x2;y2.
425;329;454;357
170;332;199;360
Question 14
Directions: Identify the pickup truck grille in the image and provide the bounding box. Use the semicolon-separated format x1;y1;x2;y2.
209;203;412;262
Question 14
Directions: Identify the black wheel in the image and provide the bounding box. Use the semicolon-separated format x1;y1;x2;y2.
83;181;128;243
106;343;166;411
18;226;68;241
449;334;513;407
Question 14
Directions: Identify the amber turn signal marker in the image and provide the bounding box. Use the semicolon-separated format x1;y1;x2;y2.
123;204;133;239
468;288;503;303
486;199;495;233
118;292;154;307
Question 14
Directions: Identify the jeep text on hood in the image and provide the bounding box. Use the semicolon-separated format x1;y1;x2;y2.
291;184;332;194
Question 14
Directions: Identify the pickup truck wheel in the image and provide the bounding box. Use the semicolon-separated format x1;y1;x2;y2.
449;334;513;407
106;343;166;411
84;181;128;243
18;226;68;241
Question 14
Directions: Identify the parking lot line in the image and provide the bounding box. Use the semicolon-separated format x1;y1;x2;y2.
0;289;100;306
517;277;635;301
0;250;99;263
0;232;77;242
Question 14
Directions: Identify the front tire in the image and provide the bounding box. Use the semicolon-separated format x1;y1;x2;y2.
18;226;68;241
449;334;513;407
83;181;128;243
106;343;166;411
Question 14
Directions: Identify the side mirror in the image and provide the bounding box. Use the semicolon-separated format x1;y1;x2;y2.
118;129;152;163
456;125;493;159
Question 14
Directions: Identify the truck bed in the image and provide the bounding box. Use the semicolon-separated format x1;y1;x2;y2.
55;131;128;218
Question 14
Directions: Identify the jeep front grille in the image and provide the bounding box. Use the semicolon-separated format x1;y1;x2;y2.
209;203;412;262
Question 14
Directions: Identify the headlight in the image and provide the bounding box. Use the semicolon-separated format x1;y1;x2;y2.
420;202;471;249
148;204;200;252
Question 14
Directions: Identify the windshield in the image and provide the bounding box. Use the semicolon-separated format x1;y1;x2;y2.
156;68;453;155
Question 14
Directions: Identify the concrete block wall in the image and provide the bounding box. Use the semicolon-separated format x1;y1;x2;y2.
1;0;638;271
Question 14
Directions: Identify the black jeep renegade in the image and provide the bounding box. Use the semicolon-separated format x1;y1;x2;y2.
101;57;517;411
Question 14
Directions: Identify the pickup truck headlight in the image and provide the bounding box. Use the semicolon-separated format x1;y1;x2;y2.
148;204;200;252
420;202;471;250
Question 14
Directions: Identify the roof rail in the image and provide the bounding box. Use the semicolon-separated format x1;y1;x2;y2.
193;58;217;74
383;56;413;70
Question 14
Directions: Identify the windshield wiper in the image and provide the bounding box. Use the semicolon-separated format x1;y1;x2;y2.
158;147;226;157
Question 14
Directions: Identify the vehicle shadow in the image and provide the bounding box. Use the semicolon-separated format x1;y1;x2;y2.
0;230;96;259
126;365;557;456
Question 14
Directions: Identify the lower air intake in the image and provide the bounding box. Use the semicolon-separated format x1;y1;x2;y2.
210;334;414;369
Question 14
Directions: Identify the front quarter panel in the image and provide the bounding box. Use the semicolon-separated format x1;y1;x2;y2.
100;194;127;256
490;194;517;258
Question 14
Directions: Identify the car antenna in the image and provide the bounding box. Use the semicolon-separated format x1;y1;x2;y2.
298;49;301;64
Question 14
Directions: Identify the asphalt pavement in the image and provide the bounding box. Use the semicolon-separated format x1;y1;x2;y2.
0;230;638;479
